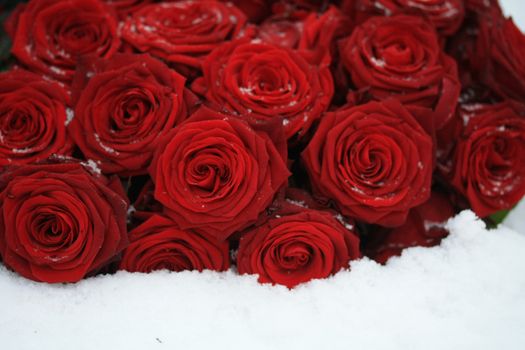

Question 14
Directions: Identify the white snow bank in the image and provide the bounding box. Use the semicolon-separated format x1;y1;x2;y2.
1;210;525;350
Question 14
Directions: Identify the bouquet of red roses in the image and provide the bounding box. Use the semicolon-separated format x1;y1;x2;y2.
0;0;523;288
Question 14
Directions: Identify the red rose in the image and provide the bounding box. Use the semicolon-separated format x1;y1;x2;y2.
237;200;361;288
339;14;460;131
149;106;290;241
475;18;525;102
121;1;249;75
464;0;502;14
0;162;128;283
68;53;195;176
191;40;334;141
343;0;465;37
0;69;73;166
8;0;120;83
365;190;456;264
302;100;433;227
445;102;525;218
119;214;229;273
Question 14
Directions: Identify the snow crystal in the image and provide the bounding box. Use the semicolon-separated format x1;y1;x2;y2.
65;108;74;126
81;159;102;175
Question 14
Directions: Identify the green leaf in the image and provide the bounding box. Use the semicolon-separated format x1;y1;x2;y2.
489;209;511;226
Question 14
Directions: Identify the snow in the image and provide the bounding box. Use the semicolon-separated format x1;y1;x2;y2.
0;2;524;350
0;210;524;349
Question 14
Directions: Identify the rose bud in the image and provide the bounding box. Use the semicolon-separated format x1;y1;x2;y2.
339;14;460;132
68;53;196;176
149;106;290;241
0;162;128;283
365;190;456;264
121;1;250;76
191;40;334;141
8;0;120;83
444;102;525;218
237;199;361;288
0;69;73;166
119;214;229;273
342;0;465;37
302;99;433;227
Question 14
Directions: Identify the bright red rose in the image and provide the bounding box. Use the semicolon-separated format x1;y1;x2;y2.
302;99;433;227
68;53;196;176
475;18;525;102
0;69;73;166
339;14;460;131
119;214;229;273
192;40;334;141
149;106;290;241
256;16;303;49
237;200;361;288
0;162;128;283
343;0;465;36
444;102;525;218
365;190;456;264
8;0;120;83
121;1;249;75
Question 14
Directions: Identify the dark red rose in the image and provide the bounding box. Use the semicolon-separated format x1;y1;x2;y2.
191;40;334;141
149;106;290;241
365;190;456;264
8;0;120;83
444;102;525;218
343;0;465;37
302;99;433;227
339;14;460;131
121;1;250;75
119;214;229;273
0;69;73;166
68;53;196;176
474;18;525;102
102;0;153;18
0;162;128;283
237;200;361;288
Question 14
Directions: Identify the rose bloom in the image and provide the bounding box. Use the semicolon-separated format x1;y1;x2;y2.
121;1;249;75
6;0;120;83
0;162;128;283
443;102;525;218
475;17;525;102
302;99;433;227
120;214;229;273
339;14;460;131
237;200;361;288
192;40;334;141
68;53;195;176
342;0;465;37
149;106;290;241
365;190;456;264
0;69;73;166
